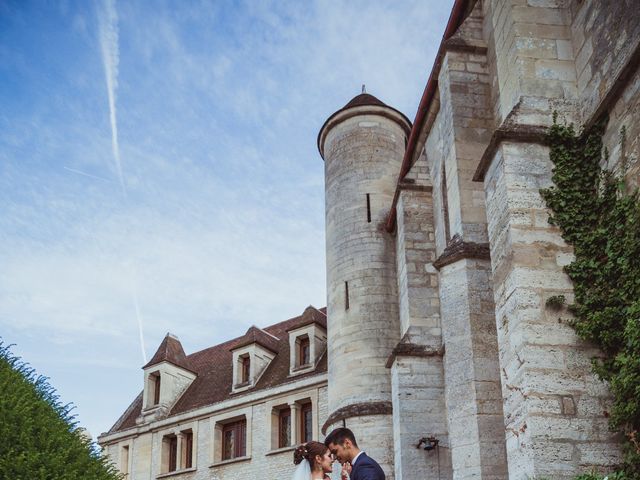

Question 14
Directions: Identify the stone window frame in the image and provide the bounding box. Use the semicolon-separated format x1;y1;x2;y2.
140;362;196;423
156;421;198;478
182;429;194;469
265;389;319;454
210;406;253;467
240;354;250;384
118;440;132;479
231;344;275;394
222;420;246;460
300;401;313;444
297;335;311;367
287;324;326;377
167;434;178;472
143;370;162;411
278;406;291;448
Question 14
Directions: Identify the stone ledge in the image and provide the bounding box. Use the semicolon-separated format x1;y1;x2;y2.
265;446;296;457
385;340;444;368
398;180;433;193
433;234;490;270
472;37;640;184
472;122;548;182
443;37;488;55
321;401;393;435
156;467;197;478
209;456;251;468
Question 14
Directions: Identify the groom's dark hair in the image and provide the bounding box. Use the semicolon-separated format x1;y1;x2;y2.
324;427;358;448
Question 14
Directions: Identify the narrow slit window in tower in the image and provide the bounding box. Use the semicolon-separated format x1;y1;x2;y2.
441;165;451;242
344;281;350;310
366;194;371;223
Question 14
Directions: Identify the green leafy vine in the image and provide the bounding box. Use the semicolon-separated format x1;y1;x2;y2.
541;118;640;476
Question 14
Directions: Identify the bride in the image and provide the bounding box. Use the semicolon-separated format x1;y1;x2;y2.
292;441;334;480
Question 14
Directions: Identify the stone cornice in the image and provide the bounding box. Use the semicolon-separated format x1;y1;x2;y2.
473;37;640;184
98;374;327;445
317;105;412;159
473;122;548;182
385;341;444;368
398;180;433;193
321;401;393;435
443;37;488;55
433;234;491;270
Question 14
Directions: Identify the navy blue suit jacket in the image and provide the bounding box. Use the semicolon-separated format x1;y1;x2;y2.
351;452;385;480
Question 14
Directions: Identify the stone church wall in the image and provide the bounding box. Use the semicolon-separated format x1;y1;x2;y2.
569;0;640;190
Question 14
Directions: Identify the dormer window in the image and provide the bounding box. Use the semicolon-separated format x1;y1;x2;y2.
143;371;162;409
140;333;196;421
287;321;327;376
240;355;251;384
230;329;277;394
298;336;310;367
152;373;161;405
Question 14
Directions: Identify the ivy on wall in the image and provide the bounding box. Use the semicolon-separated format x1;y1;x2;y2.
541;118;640;475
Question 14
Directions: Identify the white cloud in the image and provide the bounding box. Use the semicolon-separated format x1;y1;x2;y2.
0;0;454;438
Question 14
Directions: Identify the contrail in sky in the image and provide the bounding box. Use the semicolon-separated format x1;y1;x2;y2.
63;166;112;182
98;0;125;194
132;275;147;364
97;0;147;364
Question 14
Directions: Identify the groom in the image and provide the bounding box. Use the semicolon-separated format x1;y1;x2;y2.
324;427;385;480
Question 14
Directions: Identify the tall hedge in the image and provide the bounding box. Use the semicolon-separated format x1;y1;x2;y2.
0;340;121;480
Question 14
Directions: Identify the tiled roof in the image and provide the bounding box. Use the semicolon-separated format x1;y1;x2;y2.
107;306;327;435
317;91;412;158
142;333;194;373
342;93;389;109
231;325;280;353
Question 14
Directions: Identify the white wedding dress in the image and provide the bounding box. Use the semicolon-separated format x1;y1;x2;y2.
291;459;311;480
290;459;331;480
291;458;338;480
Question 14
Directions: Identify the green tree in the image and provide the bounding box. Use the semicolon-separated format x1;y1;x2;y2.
0;340;121;480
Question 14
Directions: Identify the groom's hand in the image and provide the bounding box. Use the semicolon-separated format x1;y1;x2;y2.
341;461;352;480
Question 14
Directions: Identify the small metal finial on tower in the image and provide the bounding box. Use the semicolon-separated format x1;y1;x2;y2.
362;84;366;94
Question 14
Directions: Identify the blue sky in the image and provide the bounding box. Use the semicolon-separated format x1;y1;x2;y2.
0;0;454;439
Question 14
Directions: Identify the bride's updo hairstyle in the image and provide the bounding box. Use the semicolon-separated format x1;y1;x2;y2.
293;441;329;470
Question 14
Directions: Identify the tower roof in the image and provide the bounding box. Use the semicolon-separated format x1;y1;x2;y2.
317;91;412;159
342;93;389;109
143;333;194;373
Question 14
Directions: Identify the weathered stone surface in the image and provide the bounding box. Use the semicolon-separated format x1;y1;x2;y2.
321;101;410;478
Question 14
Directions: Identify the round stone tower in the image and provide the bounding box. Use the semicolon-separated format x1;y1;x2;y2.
318;93;411;477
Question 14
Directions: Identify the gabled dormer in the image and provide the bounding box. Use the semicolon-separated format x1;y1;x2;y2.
288;306;327;376
230;326;278;394
138;333;196;424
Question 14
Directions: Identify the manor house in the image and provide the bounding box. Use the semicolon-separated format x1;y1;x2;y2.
98;0;640;478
